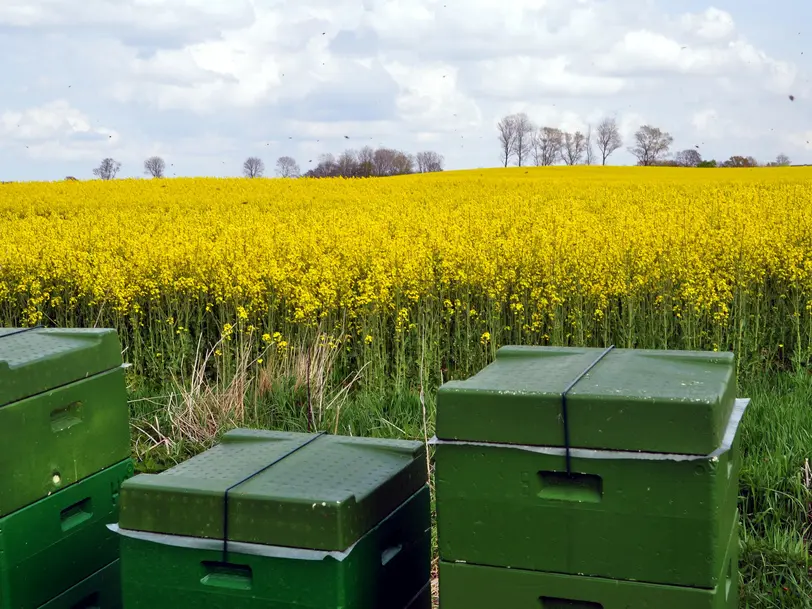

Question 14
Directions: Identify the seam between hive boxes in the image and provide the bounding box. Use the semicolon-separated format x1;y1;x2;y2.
429;398;749;462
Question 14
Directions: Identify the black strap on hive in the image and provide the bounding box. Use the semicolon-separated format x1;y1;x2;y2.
560;345;615;476
0;325;43;341
221;431;326;561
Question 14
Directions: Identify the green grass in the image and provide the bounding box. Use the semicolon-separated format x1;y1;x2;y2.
738;372;812;607
126;368;811;608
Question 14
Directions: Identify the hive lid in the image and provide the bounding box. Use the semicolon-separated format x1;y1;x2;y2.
436;346;736;455
0;327;123;407
118;429;427;552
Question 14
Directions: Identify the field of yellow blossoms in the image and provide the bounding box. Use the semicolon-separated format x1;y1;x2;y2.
2;166;812;381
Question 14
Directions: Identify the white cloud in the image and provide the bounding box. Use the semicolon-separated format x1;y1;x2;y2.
467;56;626;99
383;62;482;132
0;0;254;36
0;100;118;143
680;8;736;41
0;0;809;178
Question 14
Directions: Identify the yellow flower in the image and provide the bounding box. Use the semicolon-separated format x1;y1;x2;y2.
0;165;809;374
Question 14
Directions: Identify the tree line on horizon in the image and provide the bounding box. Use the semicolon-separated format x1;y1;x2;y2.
86;146;445;181
57;121;795;183
496;112;793;169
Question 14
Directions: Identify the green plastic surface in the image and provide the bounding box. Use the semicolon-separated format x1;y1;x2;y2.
439;514;738;609
119;486;431;609
119;429;427;551
0;328;123;408
0;367;131;517
0;459;133;609
435;423;741;588
436;346;736;454
38;560;122;609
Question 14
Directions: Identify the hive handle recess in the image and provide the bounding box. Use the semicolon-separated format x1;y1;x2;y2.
60;497;93;532
540;597;603;609
50;401;83;432
537;471;603;504
69;592;101;609
200;561;253;591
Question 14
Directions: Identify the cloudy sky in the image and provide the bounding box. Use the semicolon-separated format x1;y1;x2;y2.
1;0;809;180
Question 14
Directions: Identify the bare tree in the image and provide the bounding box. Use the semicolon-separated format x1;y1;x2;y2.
306;153;338;178
336;150;358;177
629;125;674;166
93;158;121;180
416;151;445;173
674;149;703;167
357;146;375;177
775;153;791;166
371;148;414;176
511;113;534;167
561;131;587;166
497;115;518;167
532;127;564;166
373;148;397;176
275;156;300;178
596;117;623;165
584;125;595;165
391;150;415;175
721;155;759;168
243;157;265;178
143;156;166;178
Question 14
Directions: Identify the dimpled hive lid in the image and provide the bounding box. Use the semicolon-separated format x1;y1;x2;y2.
119;429;427;551
0;327;123;407
436;346;736;455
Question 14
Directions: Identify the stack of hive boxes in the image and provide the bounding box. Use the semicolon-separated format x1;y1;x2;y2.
433;346;747;609
112;429;432;609
0;328;133;609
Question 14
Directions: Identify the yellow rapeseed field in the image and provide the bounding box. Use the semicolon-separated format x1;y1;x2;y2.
1;166;811;379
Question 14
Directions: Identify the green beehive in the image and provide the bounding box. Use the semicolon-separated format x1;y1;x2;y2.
0;459;133;609
433;345;745;588
38;561;122;609
0;327;131;517
436;346;736;454
115;429;431;609
438;512;738;609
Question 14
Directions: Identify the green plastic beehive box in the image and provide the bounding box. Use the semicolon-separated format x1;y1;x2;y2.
118;429;427;551
434;400;743;587
0;459;133;609
0;328;123;407
38;560;122;609
0;327;131;517
439;512;738;609
117;486;431;609
436;346;736;455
